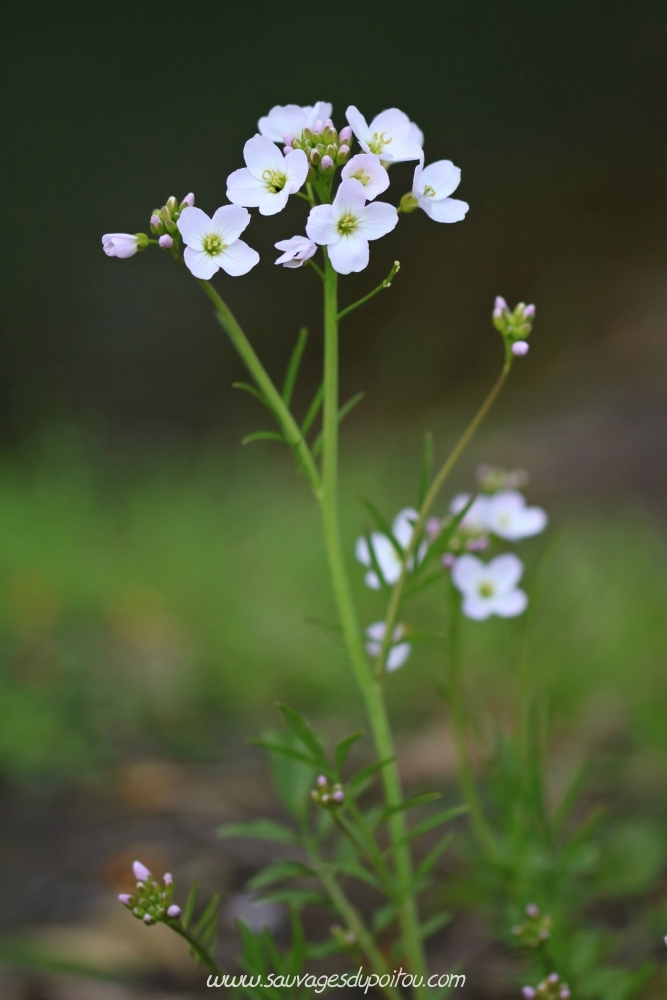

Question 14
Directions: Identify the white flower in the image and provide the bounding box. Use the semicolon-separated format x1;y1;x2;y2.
258;102;333;143
452;554;528;620
355;507;424;589
306;179;398;275
449;493;491;533
274;235;317;268
365;622;411;672
345;106;423;163
341;154;390;201
102;233;139;258
484;490;547;540
177;206;259;279
227;135;309;216
412;159;469;223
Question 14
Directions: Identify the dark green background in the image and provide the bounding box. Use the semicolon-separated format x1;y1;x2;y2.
4;0;667;450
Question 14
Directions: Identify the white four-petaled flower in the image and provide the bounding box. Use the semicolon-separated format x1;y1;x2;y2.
341;154;390;201
452;554;528;620
306;179;398;274
345;106;423;163
412;159;469;223
450;493;491;533
274;235;317;268
227;135;309;216
258;102;333;143
365;622;411;672
355;508;424;589
484;490;548;540
177;206;259;279
102;233;139;258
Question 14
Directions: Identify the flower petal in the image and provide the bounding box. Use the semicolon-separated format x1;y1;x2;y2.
305;101;333;128
487;553;524;592
328;233;369;274
421;160;461;199
306;204;337;245
259;188;290;216
342;154;390;201
425;197;469;223
386;642;411;671
332;178;368;216
217;239;260;276
226;168;266;208
365;622;386;643
392;508;418;548
282;148;309;192
177;207;212;247
492;589;528;617
345;105;370;145
451;554;484;593
365;570;381;590
183;246;219;279
370;533;401;583
243;134;285;179
355;536;371;566
461;595;493;620
258;105;308;142
211;205;251;244
358;201;399;240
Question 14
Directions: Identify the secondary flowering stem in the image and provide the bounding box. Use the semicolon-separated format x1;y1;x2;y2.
337;261;400;321
374;359;512;679
198;280;322;495
168;921;225;977
318;252;428;997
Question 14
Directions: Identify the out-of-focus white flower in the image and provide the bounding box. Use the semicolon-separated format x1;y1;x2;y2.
102;233;139;258
412;159;469;223
365;622;411;672
452;553;527;620
306;178;398;274
449;493;491;533
258;102;333;143
355;507;424;589
341;154;390;201
177;206;259;279
227;135;309;216
274;235;317;268
345;106;423;163
485;490;547;540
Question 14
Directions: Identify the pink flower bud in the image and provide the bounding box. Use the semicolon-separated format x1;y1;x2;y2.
559;990;570;999
324;118;334;129
512;341;529;356
163;873;173;885
283;145;294;155
339;126;353;142
133;861;151;882
143;913;153;924
493;295;508;317
313;119;323;133
159;235;174;249
182;192;195;207
316;775;327;787
442;553;455;568
167;904;181;918
548;974;559;984
425;517;441;541
338;144;350;157
320;155;334;170
332;789;344;802
282;133;294;146
150;214;161;228
118;894;132;905
523;304;536;318
525;903;539;917
522;989;536;999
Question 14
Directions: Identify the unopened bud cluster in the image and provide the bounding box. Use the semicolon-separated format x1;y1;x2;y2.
426;515;489;561
285;120;352;174
118;861;181;926
522;972;570;1000
150;193;195;249
477;464;529;494
511;902;552;948
331;924;357;948
492;297;536;357
311;774;345;807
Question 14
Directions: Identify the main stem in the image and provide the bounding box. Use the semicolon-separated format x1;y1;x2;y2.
319;254;428;994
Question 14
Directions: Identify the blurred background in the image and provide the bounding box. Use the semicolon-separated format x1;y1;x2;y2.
3;0;667;996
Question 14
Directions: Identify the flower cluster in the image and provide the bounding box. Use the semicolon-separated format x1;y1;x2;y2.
311;774;345;807
493;297;536;357
102;101;469;277
118;861;181;925
365;621;412;671
355;508;426;590
522;972;571;999
511;902;553;948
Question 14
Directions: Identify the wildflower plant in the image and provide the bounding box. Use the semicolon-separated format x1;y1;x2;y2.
103;100;651;998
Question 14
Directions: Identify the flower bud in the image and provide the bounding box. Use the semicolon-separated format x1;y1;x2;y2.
164;219;178;234
164;873;173;885
283;145;295;156
525;903;539;917
324;118;334;129
326;144;336;159
512;341;529;356
399;192;419;214
524;304;536;318
167;904;181;918
143;913;154;925
133;861;152;882
442;553;455;568
302;127;313;142
310;149;321;166
336;145;350;165
339;125;353;142
317;775;327;787
332;789;344;802
118;894;132;905
150;214;164;235
321;155;334;171
493;295;508;318
134;233;149;250
166;196;178;215
522;990;536;999
159;234;174;249
180;192;195;208
548;974;559;984
313;119;323;134
282;133;294;147
159;206;171;222
322;127;337;144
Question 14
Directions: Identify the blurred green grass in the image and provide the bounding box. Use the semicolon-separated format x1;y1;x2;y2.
0;433;666;783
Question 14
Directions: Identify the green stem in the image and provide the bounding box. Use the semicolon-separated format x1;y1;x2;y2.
375;361;512;678
447;582;499;860
168;921;225;977
198;280;322;496
318;252;428;996
337;261;400;321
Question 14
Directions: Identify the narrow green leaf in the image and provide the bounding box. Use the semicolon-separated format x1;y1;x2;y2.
237;919;267;975
551;761;589;834
374;791;441;828
254;889;329;907
194;892;220;937
414;832;454;885
329;859;384;892
182;879;199;930
371;901;397;933
217;819;298;844
242;431;287;445
278;704;330;773
282;327;308;406
233;382;274;413
334;731;364;776
248;861;316;890
420;911;452;940
397;804;468;846
359;497;404;558
307;938;342;959
349;756;396;791
420;495;476;569
248;738;319;769
312;392;365;456
287;905;307;976
565;804;606;853
418;432;434;506
301;382;323;436
363;531;390;592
